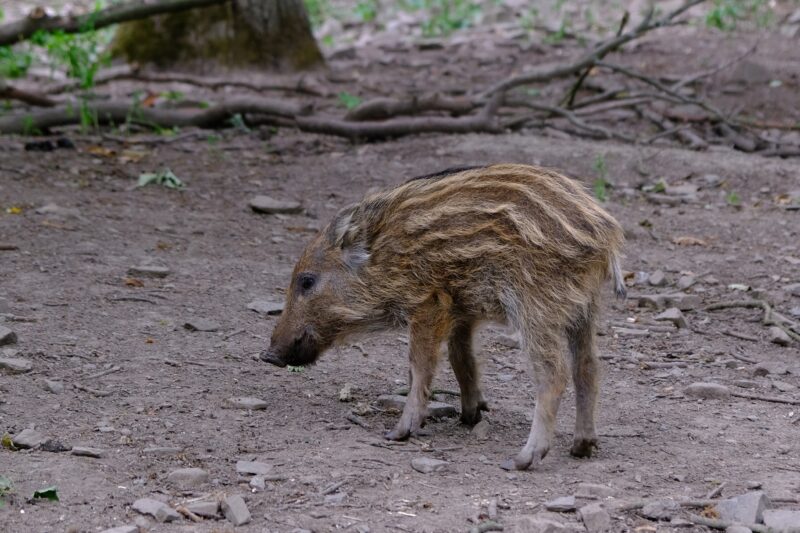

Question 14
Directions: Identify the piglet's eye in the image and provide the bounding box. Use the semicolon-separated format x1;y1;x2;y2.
299;274;316;292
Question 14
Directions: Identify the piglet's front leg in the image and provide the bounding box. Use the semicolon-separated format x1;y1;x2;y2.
385;291;452;441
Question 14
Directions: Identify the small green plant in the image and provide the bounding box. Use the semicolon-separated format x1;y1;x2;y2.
354;0;379;22
228;113;250;132
287;365;305;373
726;191;741;206
421;0;482;36
705;0;771;30
592;153;609;202
161;90;185;102
32;486;59;502
304;0;331;28
652;179;667;193
137;169;186;190
0;475;13;508
0;46;33;78
338;92;362;110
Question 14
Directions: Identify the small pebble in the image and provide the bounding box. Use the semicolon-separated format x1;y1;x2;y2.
0;356;31;373
167;467;208;487
648;270;667;286
127;265;171;278
0;326;17;346
411;457;449;474
221;494;251;526
226;397;268;410
71;446;105;458
249;195;303;214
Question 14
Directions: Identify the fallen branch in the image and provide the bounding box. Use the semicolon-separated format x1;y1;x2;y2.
704;299;800;342
0;0;229;47
640;107;708;150
506;100;636;141
0;80;57;107
345;95;475;121
0;97;310;134
731;391;800;406
480;0;705;98
721;330;758;343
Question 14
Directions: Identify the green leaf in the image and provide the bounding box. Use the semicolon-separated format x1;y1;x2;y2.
338;92;362;110
0;475;13;493
1;434;16;451
137;169;185;190
32;486;59;501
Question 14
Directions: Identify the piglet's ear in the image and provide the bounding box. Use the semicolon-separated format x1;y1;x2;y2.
328;205;370;270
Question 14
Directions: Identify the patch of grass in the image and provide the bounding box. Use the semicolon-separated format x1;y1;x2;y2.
0;475;13;508
354;0;379;22
338;92;362;110
304;0;331;28
726;191;741;206
137;169;186;190
592;153;609;202
705;0;771;30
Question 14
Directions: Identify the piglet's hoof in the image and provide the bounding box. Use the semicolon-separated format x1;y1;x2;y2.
384;427;411;441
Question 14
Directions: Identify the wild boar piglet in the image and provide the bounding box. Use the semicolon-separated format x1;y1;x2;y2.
262;163;625;470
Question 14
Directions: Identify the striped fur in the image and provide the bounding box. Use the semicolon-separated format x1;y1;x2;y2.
264;164;625;469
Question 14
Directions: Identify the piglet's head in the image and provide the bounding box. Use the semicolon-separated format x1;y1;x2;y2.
261;205;372;368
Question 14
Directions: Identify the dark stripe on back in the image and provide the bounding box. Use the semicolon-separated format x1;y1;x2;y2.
407;165;485;182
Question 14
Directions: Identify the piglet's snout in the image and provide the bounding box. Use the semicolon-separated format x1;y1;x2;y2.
260;349;287;367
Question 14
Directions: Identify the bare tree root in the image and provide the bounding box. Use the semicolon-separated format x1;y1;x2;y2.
731;391;800;406
479;0;705;98
0;97;310;134
704;299;800;343
0;0;228;47
345;95;476;121
0;80;57;107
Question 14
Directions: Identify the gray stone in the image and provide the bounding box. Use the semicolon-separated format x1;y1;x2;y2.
684;382;731;400
576;483;615;499
36;203;81;218
12;428;47;449
753;362;789;377
790;306;800;318
325;492;347;504
677;275;696;290
579;503;611;532
497;332;521;349
763;509;800;531
246;299;283;315
471;419;490;441
99;526;139;533
226;397;268;410
769;327;792;346
186;500;219;518
654;307;688;329
221;494;251;526
0;356;30;373
183;318;220;332
127;265;171;278
788;8;800;24
249;475;266;491
0;297;10;314
545;495;576;512
728;60;772;86
641;499;680;520
376;394;456;418
167;467;208;488
511;515;567;532
236;460;271;475
44;379;64;393
377;394;407;411
648;270;667;286
411;457;449;474
142;446;183;456
428;401;458;418
131;498;180;522
715;491;769;525
0;326;17;346
663;293;701;310
772;379;796;393
339;382;353;402
786;283;800;297
249;195;303;215
724;527;752;533
71;446;105;458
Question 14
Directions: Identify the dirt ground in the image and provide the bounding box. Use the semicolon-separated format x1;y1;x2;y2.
2;4;800;533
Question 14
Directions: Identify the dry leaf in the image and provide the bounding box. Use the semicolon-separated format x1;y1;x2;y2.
85;145;116;157
124;277;144;287
145;337;154;344
141;92;159;108
671;235;707;246
156;241;172;251
118;150;147;164
701;506;720;519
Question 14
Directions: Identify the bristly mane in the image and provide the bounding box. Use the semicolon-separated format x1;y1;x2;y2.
407;166;485;182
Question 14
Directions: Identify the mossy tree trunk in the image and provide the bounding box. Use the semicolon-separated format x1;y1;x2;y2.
112;0;324;72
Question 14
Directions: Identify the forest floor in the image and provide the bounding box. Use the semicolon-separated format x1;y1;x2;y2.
1;2;800;533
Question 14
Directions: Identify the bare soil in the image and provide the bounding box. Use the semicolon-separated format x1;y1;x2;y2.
1;15;800;533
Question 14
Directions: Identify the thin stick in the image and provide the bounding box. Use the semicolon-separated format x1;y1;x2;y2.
731;391;800;406
705;482;726;499
722;330;758;343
